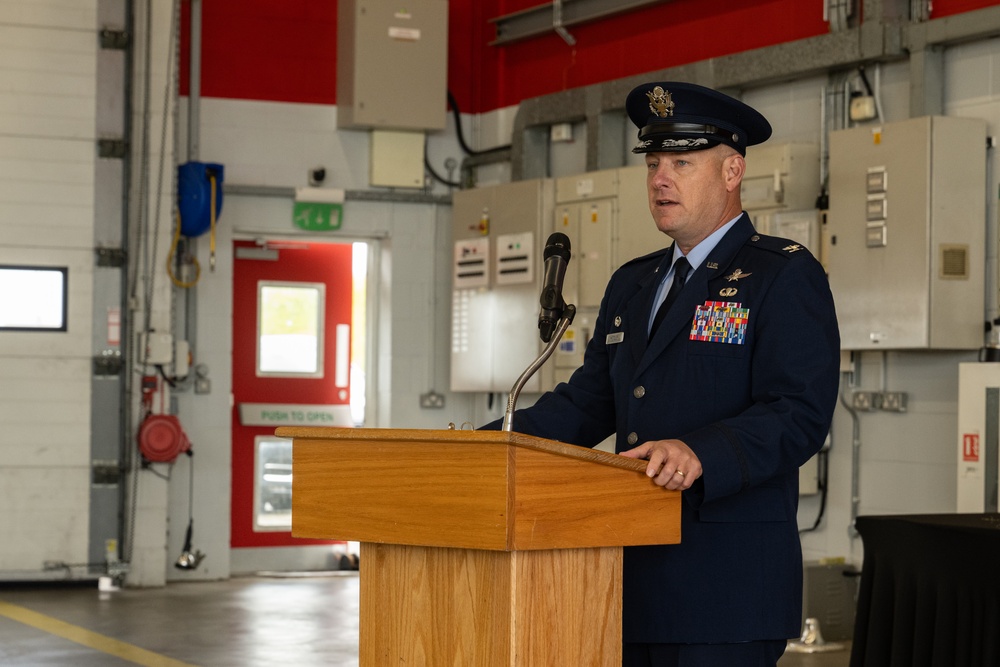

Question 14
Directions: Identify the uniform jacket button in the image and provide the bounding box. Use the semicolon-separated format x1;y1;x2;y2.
627;432;638;445
633;386;646;398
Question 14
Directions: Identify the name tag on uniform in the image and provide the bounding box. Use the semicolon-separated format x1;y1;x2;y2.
606;332;624;344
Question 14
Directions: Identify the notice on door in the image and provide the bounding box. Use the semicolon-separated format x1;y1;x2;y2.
239;403;353;427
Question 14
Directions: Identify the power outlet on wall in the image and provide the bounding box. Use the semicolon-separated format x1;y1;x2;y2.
881;391;908;412
420;391;445;409
851;391;880;411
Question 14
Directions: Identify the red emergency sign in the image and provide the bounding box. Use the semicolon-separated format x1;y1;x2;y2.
963;433;980;462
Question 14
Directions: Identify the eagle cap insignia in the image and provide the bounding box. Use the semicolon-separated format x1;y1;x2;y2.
725;268;752;282
647;86;675;118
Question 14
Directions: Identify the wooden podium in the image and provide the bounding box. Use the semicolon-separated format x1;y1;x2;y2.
278;427;681;666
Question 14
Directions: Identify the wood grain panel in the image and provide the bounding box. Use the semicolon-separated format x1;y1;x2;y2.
513;547;622;666
358;543;622;666
360;543;512;666
285;430;673;665
292;437;512;550
285;428;681;551
510;445;681;550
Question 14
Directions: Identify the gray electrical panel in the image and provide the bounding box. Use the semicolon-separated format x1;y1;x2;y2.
550;170;616;383
743;142;820;212
550;166;668;383
451;165;671;392
337;0;447;130
742;142;822;255
826;116;986;350
451;179;555;393
448;169;670;394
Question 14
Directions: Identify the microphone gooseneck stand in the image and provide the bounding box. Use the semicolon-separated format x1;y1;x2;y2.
502;304;576;432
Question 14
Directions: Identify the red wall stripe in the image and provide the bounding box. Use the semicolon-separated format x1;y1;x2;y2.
181;0;338;105
485;0;829;109
179;1;991;114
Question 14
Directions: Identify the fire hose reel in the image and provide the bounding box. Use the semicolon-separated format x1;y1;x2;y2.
138;414;191;463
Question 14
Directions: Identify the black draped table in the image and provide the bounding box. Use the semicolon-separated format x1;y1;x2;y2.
850;514;1000;667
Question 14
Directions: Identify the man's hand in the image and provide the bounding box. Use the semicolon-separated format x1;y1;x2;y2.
620;439;703;490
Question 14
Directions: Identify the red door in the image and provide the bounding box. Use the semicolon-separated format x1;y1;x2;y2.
231;239;356;548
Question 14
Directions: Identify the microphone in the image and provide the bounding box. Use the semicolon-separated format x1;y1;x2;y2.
538;232;571;343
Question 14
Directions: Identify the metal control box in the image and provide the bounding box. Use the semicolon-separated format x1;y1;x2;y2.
449;167;671;394
742;142;820;212
826;116;986;350
450;179;554;393
337;0;447;130
551;170;616;383
550;166;668;383
743;142;822;255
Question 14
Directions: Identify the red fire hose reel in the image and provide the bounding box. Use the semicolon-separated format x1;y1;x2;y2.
138;414;192;463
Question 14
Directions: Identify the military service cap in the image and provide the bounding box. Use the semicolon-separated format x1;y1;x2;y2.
626;81;772;156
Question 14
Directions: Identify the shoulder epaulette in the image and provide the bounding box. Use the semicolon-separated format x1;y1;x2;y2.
746;233;814;259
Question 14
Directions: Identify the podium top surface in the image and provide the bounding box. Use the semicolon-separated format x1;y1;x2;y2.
282;427;681;551
276;426;648;471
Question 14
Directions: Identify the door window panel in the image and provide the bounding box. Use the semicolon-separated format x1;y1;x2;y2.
254;436;292;531
350;241;368;424
257;282;325;377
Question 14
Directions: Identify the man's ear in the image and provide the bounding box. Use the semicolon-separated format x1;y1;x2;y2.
724;153;746;193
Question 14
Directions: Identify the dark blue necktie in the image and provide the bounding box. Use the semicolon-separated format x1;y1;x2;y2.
649;256;691;340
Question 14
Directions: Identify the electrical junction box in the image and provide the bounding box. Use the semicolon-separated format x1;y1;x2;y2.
138;332;173;365
826;116;986;350
450;179;554;393
743;142;820;212
370;129;424;188
337;0;447;131
742;142;822;256
448;167;675;395
550;165;669;384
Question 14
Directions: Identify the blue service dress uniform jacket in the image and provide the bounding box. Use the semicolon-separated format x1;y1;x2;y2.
500;213;841;644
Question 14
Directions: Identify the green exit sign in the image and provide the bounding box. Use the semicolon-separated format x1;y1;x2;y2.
293;201;343;231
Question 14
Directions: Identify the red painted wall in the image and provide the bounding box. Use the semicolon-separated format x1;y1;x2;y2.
479;0;828;109
179;0;992;114
180;0;338;105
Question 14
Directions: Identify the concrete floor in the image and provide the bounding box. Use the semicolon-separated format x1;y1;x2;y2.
0;574;850;666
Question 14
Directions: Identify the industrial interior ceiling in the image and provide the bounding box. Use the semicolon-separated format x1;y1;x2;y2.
505;0;1000;180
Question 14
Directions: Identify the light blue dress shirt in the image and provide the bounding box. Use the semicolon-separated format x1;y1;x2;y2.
647;214;743;334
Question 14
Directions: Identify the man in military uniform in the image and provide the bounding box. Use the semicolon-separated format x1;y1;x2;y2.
494;82;841;665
